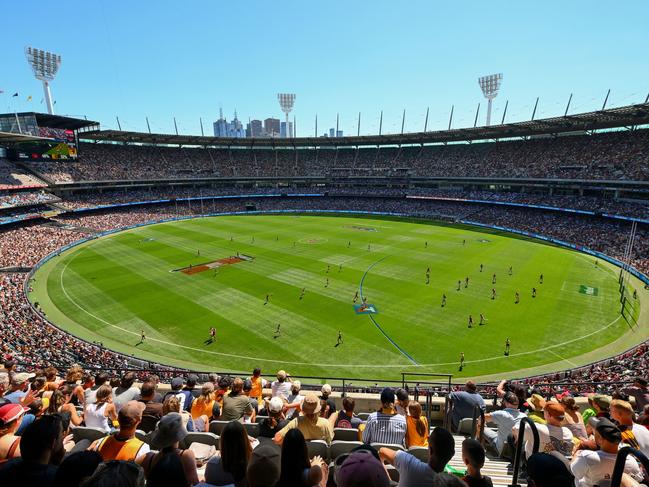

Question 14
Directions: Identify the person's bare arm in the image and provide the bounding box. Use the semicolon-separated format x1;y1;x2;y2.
307;457;324;487
379;447;398;466
181;449;200;485
496;380;507;398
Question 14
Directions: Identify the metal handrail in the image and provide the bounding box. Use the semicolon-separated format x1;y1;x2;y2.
610;447;649;487
470;404;485;441
509;417;540;487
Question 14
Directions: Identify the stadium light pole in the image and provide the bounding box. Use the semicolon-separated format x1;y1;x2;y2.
478;73;503;126
277;93;296;138
25;47;61;115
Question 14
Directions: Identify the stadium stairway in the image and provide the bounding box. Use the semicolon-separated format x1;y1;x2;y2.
447;434;525;486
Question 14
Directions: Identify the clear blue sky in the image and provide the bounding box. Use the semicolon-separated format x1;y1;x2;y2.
2;0;648;136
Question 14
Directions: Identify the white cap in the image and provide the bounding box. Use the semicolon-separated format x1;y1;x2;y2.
321;384;332;395
269;397;284;413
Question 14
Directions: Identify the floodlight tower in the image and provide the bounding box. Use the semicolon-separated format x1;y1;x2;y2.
478;73;503;126
25;47;62;115
277;93;296;137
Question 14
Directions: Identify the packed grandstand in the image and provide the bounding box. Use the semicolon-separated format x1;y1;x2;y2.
1;107;649;487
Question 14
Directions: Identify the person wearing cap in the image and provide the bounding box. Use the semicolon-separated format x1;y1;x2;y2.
336;449;390;487
249;368;267;407
514;401;573;460
321;384;337;416
581;394;598;425
242;378;259;415
247;442;282;487
527;394;547;425
163;377;188;409
622;377;649;413
0;403;26;461
571;417;642;487
283;380;305;420
4;372;36;405
89;399;150;461
259;396;289;439
181;374;200;410
136;412;199;485
483;391;525;457
380;427;456;486
526;452;574;487
592;394;611;420
221;377;255;422
362;388;407;446
274;393;334;445
448;380;486;433
271;370;292;400
610;399;649;456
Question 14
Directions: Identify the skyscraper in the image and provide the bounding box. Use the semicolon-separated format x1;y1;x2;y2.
280;121;293;138
264;118;280;137
213;109;245;138
247;119;263;137
213;108;228;137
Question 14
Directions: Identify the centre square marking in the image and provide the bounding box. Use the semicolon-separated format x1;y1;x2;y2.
176;254;254;275
354;303;378;314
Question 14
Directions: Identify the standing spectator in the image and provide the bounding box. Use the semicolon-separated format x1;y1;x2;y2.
137;382;164;433
320;384;337;415
362;388;407;447
610;399;649;456
277;429;327;487
622;377;649;413
248;368;267;407
571;418;642;486
271;370;292;400
89;400;149;461
221;378;254;422
274;394;333;445
379;427;455;486
137;412;199;486
515;402;573;460
448;380;486;432
330;397;363;430
461;438;493;487
205;420;252;486
482;392;524;457
112;372;141;413
0;414;65;487
284;380;304;420
405;401;429;448
84;385;117;433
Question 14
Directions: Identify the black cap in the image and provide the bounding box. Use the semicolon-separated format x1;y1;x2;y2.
589;417;621;443
380;388;395;404
526;453;573;487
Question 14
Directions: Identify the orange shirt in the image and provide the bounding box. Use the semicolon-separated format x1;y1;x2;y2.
95;435;148;461
405;415;429;447
191;397;215;420
249;376;264;399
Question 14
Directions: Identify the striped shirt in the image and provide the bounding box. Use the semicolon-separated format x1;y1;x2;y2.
362;409;407;446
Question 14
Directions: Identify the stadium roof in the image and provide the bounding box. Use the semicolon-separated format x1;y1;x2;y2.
79;102;649;147
0;131;50;143
10;112;98;131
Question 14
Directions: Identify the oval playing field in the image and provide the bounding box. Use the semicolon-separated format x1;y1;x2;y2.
28;214;647;381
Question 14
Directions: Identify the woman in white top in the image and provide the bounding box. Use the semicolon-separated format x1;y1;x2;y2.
84;384;117;432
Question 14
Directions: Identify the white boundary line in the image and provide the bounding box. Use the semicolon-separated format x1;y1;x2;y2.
58;247;624;369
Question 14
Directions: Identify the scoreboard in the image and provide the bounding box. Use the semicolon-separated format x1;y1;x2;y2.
1;113;80;161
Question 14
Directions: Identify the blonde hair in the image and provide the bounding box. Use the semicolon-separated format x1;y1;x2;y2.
163;395;181;415
95;384;113;405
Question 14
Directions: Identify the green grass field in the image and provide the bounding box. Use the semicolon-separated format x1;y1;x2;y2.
29;214;648;382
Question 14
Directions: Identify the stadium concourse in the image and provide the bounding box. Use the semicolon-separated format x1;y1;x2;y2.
1;133;649;486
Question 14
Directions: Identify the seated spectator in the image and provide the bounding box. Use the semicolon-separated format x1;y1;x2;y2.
89;400;149;461
622;377;649;413
84;372;109;406
163;377;187;409
246;442;281;487
112;372;141;413
52;450;103;487
277;428;327;487
571;418;642;486
0;372;9;407
242;379;258;416
560;396;587;439
258;397;288;439
461;438;493;487
189;382;215;432
137;412;199;486
527;394;547;424
581;395;597;425
271;370;291;400
205;420;251;486
181;374;200;410
592;394;611;420
405;401;429;448
362;388;407;447
379;427;455;486
336;449;390;487
610;399;649;456
0;403;26;462
80;460;145;487
526;452;574;487
395;388;409;416
329;397;363;429
320;384;337;415
448;380;485;432
274;394;333;445
482;392;525;457
47;384;83;427
0;414;65;487
163;395;195;432
221;378;254;422
4;372;35;405
515;402;573;460
84;384;117;433
137;382;163;433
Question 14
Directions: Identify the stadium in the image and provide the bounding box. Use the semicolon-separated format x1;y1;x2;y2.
1;4;649;487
